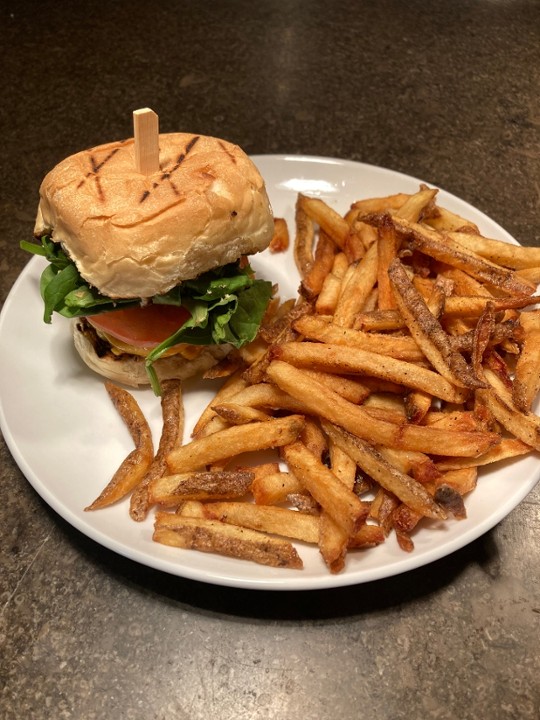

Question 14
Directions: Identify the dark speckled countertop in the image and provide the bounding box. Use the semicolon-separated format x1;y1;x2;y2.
1;2;539;718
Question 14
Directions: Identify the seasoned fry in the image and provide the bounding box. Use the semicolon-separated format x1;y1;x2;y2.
211;402;272;425
86;383;154;511
388;258;485;390
269;217;290;253
283;441;369;536
301;230;337;299
167;414;305;473
194;501;320;544
192;370;247;438
149;470;254;506
154;513;303;569
267;360;500;456
322;421;446;520
293;314;424;362
251;471;304;505
333;241;378;327
386;215;536;296
298;193;353;253
271;341;467;403
513;310;540;411
449;231;540;269
130;380;184;521
294;195;315;278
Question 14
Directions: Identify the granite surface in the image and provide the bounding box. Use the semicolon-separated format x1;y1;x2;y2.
1;1;540;718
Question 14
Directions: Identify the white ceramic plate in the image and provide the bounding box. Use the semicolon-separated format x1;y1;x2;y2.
1;155;538;591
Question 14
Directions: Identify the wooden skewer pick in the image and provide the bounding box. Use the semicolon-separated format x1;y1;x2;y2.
133;107;160;175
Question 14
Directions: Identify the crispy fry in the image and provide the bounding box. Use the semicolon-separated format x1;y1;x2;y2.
298;193;355;254
166;414;305;473
267;360;499;456
269;217;290;253
192;370;247;438
86;383;154;511
513;310;540;411
251;471;304;505
293;314;424;362
282;441;369;536
130;380;184;521
154;513;303;569
294;195;315;278
386;215;536;296
212;402;273;425
195;502;320;543
389;257;485;390
301;230;337;299
315;252;350;315
322;422;446;520
271;341;466;403
450;231;540;269
149;470;254;506
333;241;378;327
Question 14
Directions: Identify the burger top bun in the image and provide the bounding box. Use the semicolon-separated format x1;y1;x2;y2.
34;133;274;299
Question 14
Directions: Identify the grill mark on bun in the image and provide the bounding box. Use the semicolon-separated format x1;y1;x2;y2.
218;141;238;164
76;147;121;202
139;135;201;204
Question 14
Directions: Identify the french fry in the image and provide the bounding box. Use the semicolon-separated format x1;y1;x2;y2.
333;241;378;327
86;383;154;511
166;414;305;473
149;470;254;506
449;231;540;269
477;369;540;450
386;215;536;296
315;252;349;314
211;403;272;425
298;193;354;253
154;513;303;569
513;310;540;411
301;230;337;299
293;314;425;362
192;370;247;438
267;360;500;456
251;471;304;505
376;213;400;310
269;217;290;253
294;195;315;279
282;441;369;536
130;380;184;521
194;502;320;544
322;421;446;520
318;439;359;573
270;341;467;403
435;438;532;471
388;258;485;390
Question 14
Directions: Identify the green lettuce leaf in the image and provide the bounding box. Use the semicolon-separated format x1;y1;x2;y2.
22;235;273;394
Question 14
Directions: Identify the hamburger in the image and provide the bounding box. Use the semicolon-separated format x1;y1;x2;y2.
22;132;274;393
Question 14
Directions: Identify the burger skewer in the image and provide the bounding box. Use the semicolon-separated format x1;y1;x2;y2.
133;107;160;175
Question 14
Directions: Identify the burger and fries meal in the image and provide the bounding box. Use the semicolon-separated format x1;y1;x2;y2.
21;110;540;574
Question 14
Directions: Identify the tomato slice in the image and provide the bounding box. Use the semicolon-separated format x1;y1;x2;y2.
88;304;191;349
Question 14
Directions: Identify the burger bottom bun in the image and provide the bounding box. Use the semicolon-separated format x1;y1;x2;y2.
72;320;230;388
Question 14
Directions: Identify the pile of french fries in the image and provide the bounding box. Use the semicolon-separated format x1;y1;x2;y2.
86;185;540;574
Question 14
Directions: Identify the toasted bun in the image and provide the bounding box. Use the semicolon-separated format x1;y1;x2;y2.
35;133;273;298
72;320;229;388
